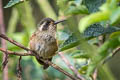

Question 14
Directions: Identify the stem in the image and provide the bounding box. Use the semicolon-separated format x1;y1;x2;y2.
0;0;8;80
59;52;85;80
17;56;22;80
44;60;77;80
0;34;30;51
0;48;33;56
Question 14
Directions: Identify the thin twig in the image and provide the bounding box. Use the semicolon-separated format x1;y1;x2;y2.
0;34;77;80
103;47;120;64
112;47;120;57
0;48;34;56
2;49;8;70
0;48;77;80
17;56;22;80
44;60;77;80
59;52;85;80
0;34;30;51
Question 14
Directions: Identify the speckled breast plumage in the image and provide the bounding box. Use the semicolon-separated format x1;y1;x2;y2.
29;32;58;59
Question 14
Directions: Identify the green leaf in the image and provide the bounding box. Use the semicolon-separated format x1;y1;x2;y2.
71;50;89;59
110;31;120;38
57;0;88;15
79;0;118;32
4;0;24;8
79;10;110;32
59;24;120;52
65;5;89;15
83;0;105;13
110;7;120;25
84;24;105;38
84;24;120;38
78;65;88;74
58;34;80;51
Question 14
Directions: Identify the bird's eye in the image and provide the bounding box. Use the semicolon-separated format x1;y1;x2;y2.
42;21;50;30
46;21;50;26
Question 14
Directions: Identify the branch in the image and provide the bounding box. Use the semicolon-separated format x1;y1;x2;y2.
2;50;8;70
44;59;77;80
17;56;22;80
103;47;120;64
112;47;120;57
0;34;30;51
0;48;33;56
0;34;77;80
59;52;85;80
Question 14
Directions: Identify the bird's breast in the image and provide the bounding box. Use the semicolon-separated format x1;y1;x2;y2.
35;34;58;58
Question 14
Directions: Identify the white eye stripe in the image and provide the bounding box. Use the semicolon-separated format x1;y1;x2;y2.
39;25;43;31
39;22;50;31
39;22;46;31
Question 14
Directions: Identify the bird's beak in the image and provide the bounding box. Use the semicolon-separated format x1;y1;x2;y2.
54;19;66;25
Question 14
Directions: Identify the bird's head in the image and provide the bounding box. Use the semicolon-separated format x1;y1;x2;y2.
38;18;65;31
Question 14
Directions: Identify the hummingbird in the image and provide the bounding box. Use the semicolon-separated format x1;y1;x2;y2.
29;18;65;69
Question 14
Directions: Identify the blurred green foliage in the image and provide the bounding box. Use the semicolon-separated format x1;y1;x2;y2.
1;0;120;80
4;0;23;8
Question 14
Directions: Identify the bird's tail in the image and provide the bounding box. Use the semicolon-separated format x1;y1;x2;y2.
36;57;52;69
